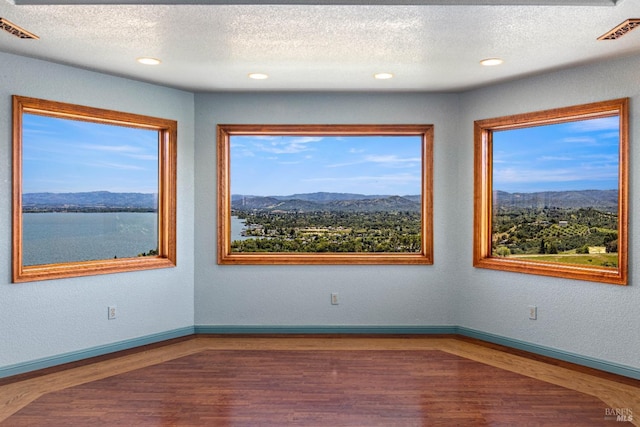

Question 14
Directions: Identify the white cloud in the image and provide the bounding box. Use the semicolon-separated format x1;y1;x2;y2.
327;154;421;168
537;155;574;161
304;173;420;185
569;116;619;132
561;137;595;144
599;131;620;139
80;144;142;153
493;165;617;185
126;154;157;161
291;137;324;143
255;141;313;154
251;136;281;141
90;161;147;171
242;136;323;155
365;154;421;164
234;149;256;158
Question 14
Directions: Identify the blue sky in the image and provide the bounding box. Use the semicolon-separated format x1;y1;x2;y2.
492;116;619;193
231;135;422;196
22;114;158;194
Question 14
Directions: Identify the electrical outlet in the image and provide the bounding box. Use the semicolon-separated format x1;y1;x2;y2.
331;293;339;305
108;305;117;320
528;305;537;320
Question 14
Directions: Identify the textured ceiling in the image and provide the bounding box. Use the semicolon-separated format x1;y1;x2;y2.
0;0;639;91
6;0;623;4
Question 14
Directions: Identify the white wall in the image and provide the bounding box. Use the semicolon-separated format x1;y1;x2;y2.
0;52;195;369
194;92;460;328
456;55;640;369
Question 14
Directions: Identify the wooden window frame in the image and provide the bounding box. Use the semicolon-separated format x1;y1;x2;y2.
473;99;628;285
217;124;433;265
12;96;177;282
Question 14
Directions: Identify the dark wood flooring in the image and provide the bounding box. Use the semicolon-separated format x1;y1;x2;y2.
3;349;614;426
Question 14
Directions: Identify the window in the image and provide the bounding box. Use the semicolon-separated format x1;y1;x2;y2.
217;124;433;265
13;96;177;282
473;99;628;285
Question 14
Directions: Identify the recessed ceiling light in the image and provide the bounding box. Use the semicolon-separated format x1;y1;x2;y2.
137;57;161;65
480;58;504;66
248;73;269;80
374;72;394;80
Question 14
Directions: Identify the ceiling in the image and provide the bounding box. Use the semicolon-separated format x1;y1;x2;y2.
1;0;639;92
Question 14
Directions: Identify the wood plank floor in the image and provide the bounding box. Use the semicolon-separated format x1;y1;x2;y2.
1;336;638;426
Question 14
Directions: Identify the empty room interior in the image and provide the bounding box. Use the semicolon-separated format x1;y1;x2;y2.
1;0;640;424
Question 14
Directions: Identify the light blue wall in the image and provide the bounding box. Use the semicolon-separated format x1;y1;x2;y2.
456;55;640;369
0;52;196;369
2;48;639;377
194;92;460;328
193;60;639;372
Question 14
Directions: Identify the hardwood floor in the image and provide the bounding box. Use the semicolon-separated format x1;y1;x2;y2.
1;336;638;426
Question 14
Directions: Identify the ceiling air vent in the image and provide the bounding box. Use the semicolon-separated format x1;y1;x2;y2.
598;19;640;40
0;18;39;40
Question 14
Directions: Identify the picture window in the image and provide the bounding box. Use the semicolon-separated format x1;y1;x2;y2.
473;99;628;285
217;124;433;265
13;96;177;282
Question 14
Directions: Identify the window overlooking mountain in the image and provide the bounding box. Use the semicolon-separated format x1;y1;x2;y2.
13;96;177;282
473;99;628;285
217;124;433;265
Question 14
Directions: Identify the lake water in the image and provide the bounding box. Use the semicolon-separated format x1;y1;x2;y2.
230;215;251;241
22;212;158;266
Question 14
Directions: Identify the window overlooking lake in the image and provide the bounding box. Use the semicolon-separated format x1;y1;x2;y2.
473;99;628;285
217;124;433;265
13;96;177;282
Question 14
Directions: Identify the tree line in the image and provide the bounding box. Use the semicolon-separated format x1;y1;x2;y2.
231;210;422;253
492;206;618;256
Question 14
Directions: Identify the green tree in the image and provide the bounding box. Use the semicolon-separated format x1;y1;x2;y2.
539;238;546;254
495;246;511;257
576;245;590;254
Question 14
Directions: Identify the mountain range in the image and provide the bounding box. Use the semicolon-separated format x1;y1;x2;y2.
21;189;616;213
494;189;618;211
233;189;618;213
23;191;157;210
232;192;421;213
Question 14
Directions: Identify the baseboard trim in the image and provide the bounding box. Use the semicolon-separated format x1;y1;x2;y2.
456;326;640;380
3;325;638;381
194;325;457;335
0;326;195;379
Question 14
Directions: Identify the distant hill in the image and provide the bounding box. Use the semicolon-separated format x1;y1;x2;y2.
23;191;157;212
273;192;388;202
232;192;391;203
232;192;421;213
494;189;618;211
